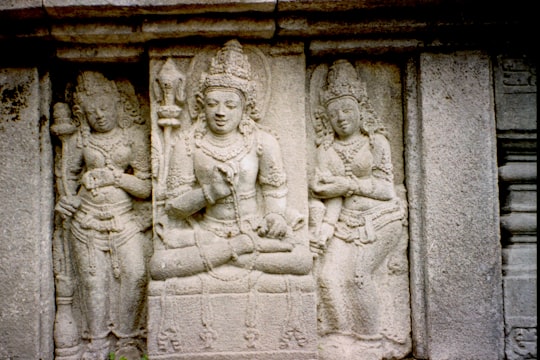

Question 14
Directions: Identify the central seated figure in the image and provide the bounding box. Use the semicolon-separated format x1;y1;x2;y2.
148;40;316;359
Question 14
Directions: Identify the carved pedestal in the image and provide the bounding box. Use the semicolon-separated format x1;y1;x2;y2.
147;274;317;359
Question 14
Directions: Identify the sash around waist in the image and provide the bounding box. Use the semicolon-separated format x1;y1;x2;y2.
334;199;404;244
338;199;403;228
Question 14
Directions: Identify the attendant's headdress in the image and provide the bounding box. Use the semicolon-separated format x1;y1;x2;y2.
320;59;366;106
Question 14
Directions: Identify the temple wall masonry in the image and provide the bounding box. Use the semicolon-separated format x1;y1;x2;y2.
0;2;535;359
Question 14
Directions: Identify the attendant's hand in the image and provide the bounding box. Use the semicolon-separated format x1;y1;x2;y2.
55;195;81;218
81;168;116;190
318;222;335;249
310;222;335;253
311;175;351;198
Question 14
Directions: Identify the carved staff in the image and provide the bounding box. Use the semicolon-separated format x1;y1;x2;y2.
155;58;185;195
50;102;81;357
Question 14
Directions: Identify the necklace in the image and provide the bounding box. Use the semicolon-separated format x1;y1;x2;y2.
87;128;125;166
332;136;367;176
196;132;253;162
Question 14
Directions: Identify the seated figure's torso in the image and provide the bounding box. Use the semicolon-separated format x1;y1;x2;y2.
194;132;260;221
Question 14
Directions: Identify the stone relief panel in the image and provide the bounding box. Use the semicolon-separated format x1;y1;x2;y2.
147;39;318;359
495;54;537;360
307;59;411;360
51;69;152;360
48;43;412;360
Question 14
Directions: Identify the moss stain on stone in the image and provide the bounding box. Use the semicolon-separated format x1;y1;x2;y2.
0;82;29;123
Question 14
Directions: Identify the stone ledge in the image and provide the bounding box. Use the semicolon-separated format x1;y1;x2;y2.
0;0;45;19
309;39;424;56
44;0;276;18
0;1;535;48
277;0;446;12
49;16;275;44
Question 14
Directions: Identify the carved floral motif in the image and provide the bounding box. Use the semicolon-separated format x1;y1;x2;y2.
506;327;537;360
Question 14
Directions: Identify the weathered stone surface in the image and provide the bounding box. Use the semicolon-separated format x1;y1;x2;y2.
50;71;152;359
278;16;428;38
0;0;45;19
414;51;504;359
502;244;537;360
147;39;317;359
403;57;428;359
494;55;537;131
44;0;276;18
307;59;410;360
277;0;446;12
142;17;275;40
0;67;54;359
495;52;537;359
51;22;146;44
309;39;423;56
56;45;145;62
0;2;533;359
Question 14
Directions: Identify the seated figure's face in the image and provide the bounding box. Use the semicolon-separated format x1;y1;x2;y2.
82;94;118;133
326;96;360;139
204;89;244;136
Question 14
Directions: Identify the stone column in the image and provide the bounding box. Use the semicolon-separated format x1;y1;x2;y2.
0;68;55;359
406;52;504;359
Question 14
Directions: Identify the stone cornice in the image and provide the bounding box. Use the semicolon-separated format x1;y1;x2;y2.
0;0;534;62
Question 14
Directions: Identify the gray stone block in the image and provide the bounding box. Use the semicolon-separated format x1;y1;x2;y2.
410;52;504;359
0;68;54;360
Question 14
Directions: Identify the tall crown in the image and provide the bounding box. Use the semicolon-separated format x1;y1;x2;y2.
320;59;365;106
199;39;253;97
75;71;117;98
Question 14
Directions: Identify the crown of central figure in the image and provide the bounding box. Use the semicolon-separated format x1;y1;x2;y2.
200;39;252;96
320;59;365;105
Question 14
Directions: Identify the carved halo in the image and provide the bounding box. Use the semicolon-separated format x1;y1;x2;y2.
309;63;332;146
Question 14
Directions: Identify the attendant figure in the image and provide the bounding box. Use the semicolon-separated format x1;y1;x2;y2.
310;60;406;359
54;71;151;360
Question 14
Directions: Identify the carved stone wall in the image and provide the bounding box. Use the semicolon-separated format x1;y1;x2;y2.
0;2;535;360
495;54;537;360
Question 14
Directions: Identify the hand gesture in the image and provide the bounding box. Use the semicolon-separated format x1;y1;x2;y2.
257;213;288;239
203;163;238;203
81;168;116;190
311;175;351;199
55;195;81;218
319;222;335;248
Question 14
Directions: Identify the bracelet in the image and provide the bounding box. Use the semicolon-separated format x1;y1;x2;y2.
201;184;215;205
